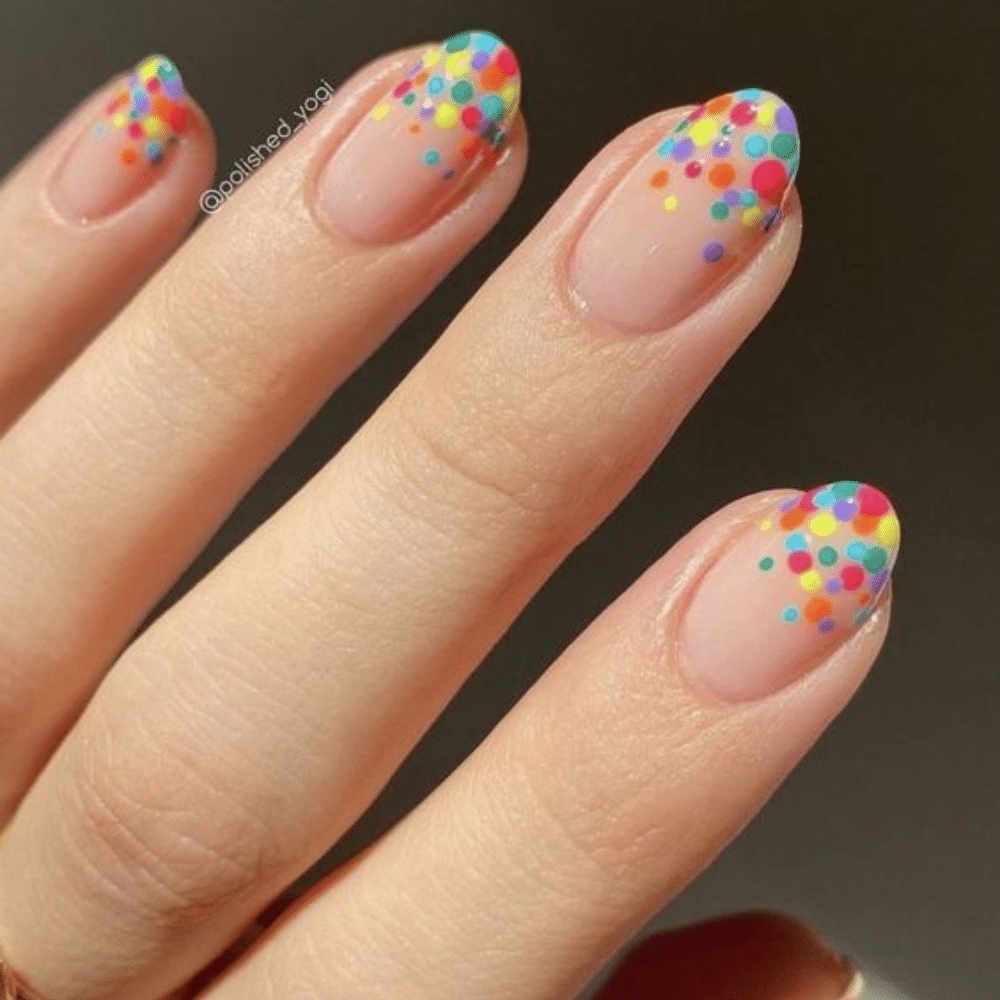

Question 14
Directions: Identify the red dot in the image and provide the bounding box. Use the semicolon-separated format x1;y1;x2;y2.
858;485;890;516
146;77;161;93
751;159;789;204
461;106;483;130
684;161;702;178
168;106;188;134
798;488;820;510
127;122;143;139
841;566;864;591
687;103;706;122
393;79;412;98
730;100;756;126
497;48;518;77
788;551;813;573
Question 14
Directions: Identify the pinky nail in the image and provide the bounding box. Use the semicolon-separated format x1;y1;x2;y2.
682;482;901;702
52;54;190;222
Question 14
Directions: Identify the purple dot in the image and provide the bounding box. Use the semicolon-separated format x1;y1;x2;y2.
779;496;799;513
419;105;434;119
163;77;185;100
722;189;741;206
712;139;732;157
833;499;857;521
869;569;890;593
471;50;490;69
819;619;836;633
407;61;422;77
763;207;781;230
776;104;797;133
671;137;694;162
825;578;843;595
702;241;724;263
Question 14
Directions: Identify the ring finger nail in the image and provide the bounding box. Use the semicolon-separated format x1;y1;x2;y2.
570;88;800;332
52;54;190;222
317;30;521;244
682;482;901;702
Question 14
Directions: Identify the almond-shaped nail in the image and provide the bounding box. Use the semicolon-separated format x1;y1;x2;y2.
682;482;900;702
571;88;799;331
317;30;520;244
839;968;866;999
52;54;190;221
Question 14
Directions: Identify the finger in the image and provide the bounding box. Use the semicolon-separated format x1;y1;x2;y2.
199;489;897;1000
0;54;214;430
0;90;803;999
0;33;526;815
596;912;859;1000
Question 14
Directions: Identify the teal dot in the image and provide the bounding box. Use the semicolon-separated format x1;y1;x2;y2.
402;92;416;106
451;80;474;103
721;122;735;136
846;540;868;561
424;149;440;166
759;556;775;571
656;138;676;158
480;94;505;120
863;547;888;572
739;190;758;207
832;481;860;499
445;32;471;52
782;606;799;623
710;201;730;220
772;132;798;159
673;117;689;133
818;546;838;567
743;134;768;158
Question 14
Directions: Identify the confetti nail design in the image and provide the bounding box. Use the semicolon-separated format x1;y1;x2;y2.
653;88;799;265
369;30;520;181
93;55;188;169
758;482;900;633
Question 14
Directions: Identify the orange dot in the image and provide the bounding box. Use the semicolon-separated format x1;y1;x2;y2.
852;514;879;536
408;122;421;134
859;592;872;605
804;597;833;623
779;508;807;530
480;62;505;91
120;147;138;166
414;70;429;85
706;93;733;115
152;94;174;120
708;162;736;188
460;135;483;160
650;169;669;188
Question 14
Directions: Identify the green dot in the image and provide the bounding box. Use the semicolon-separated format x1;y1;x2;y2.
863;547;888;572
759;556;775;571
424;149;440;166
710;201;730;220
445;32;471;52
818;546;838;566
771;132;798;159
832;481;860;499
451;80;474;103
402;92;416;105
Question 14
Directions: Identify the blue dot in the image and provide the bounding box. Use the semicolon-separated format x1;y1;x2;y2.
782;606;799;623
474;32;499;52
656;138;675;158
739;190;758;207
736;88;764;102
846;540;868;561
744;134;768;158
814;488;836;508
785;532;808;552
428;77;444;94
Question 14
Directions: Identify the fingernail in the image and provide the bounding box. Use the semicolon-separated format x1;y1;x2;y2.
682;482;900;702
839;968;866;999
570;88;799;332
52;54;190;222
317;30;520;243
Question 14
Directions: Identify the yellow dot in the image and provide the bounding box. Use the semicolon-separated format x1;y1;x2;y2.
434;102;459;128
371;102;391;121
446;51;471;77
111;112;127;130
741;206;763;227
422;47;442;67
688;116;719;146
143;117;166;138
877;514;900;547
139;57;161;81
756;99;777;126
662;195;679;213
810;513;837;537
502;83;520;106
800;570;822;592
759;519;772;532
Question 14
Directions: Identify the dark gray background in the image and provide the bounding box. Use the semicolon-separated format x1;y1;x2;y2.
2;1;997;997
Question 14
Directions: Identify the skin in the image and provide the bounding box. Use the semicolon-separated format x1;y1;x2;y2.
0;44;884;1000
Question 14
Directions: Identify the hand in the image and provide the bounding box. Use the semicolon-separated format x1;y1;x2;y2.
0;34;896;1000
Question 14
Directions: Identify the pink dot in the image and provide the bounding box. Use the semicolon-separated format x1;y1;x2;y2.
146;78;161;93
685;160;702;178
788;551;812;573
393;79;412;98
127;122;143;138
461;106;483;130
730;101;756;126
858;485;890;516
687;103;706;122
751;159;789;204
841;565;864;591
497;48;518;77
798;488;820;511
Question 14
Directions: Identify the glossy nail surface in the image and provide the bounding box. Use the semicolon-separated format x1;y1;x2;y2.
683;482;900;702
53;55;189;221
571;88;799;331
318;30;520;244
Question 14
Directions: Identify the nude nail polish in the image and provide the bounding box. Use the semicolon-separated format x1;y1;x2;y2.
317;30;520;244
682;482;901;702
52;54;190;221
571;88;799;332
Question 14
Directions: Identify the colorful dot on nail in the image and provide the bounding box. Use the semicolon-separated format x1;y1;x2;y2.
723;189;742;206
853;514;880;536
756;100;778;126
858;485;891;516
662;195;679;213
863;547;889;572
877;514;900;547
403;92;416;106
730;100;757;126
650;169;670;188
782;606;799;623
809;513;837;537
709;162;736;188
736;87;763;102
741;207;763;227
832;481;859;499
407;122;421;134
702;240;724;263
805;596;833;623
759;519;773;532
434;103;459;128
146;140;164;164
657;138;676;158
846;540;868;562
744;134;768;158
461;105;483;129
819;618;836;633
451;80;474;103
446;50;472;77
394;79;412;98
825;577;843;595
740;190;758;207
841;565;865;591
428;76;445;94
772;133;798;159
445;32;471;52
672;137;694;161
712;139;732;158
425;148;440;166
685;161;702;178
788;551;812;573
759;556;775;571
818;546;838;566
776;104;798;132
689;116;719;146
751;159;789;203
120;147;138;166
800;570;823;592
706;93;733;114
481;94;505;120
833;499;858;521
784;531;808;551
471;50;490;70
710;201;730;220
372;101;391;120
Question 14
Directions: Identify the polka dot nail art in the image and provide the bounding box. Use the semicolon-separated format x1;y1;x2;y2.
570;88;800;331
